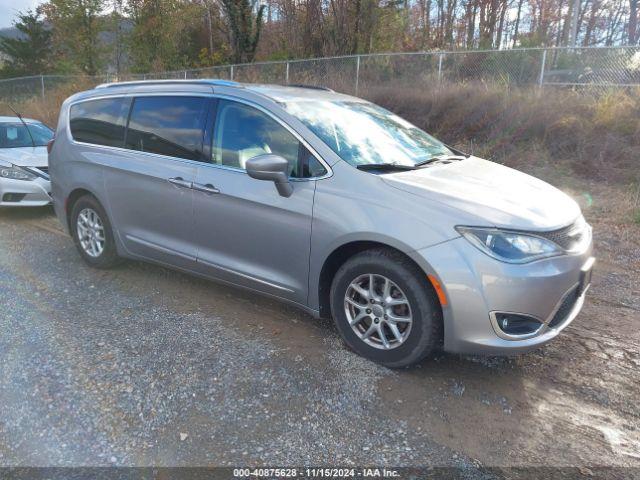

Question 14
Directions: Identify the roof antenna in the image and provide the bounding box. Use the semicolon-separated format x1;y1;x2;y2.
6;104;35;148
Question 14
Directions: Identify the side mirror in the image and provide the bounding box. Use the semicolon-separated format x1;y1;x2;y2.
246;154;293;197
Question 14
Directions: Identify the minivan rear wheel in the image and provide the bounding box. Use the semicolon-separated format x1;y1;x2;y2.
330;248;442;367
70;195;121;269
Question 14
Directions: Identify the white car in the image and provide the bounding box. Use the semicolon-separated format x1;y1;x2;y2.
0;116;54;207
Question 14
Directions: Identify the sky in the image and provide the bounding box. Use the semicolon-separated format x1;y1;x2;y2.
0;0;44;29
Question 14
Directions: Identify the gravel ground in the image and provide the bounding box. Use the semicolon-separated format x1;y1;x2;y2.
0;179;638;476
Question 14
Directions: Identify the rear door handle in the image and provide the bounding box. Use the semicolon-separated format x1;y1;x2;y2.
192;182;220;195
168;177;192;189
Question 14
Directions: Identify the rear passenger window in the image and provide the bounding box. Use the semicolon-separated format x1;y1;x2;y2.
125;96;208;160
69;97;130;147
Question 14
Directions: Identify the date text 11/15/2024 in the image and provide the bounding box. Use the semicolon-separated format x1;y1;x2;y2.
233;468;401;478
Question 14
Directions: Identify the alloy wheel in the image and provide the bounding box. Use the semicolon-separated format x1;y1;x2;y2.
344;273;413;350
76;208;105;258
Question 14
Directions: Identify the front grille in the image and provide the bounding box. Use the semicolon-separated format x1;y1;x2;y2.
535;218;588;251
548;286;580;328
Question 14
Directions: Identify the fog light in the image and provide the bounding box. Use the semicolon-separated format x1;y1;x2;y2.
2;193;26;203
493;312;542;336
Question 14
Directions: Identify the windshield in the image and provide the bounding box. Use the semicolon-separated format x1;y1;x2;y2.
284;100;452;167
0;122;53;148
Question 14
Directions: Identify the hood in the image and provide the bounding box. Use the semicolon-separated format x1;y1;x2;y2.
383;157;581;231
0;146;48;168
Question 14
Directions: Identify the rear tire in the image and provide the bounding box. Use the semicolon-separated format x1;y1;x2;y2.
70;195;122;269
330;248;442;368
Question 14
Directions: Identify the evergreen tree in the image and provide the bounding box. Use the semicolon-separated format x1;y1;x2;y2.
0;10;52;77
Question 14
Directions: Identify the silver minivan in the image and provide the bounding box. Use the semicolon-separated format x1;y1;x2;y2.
50;80;594;367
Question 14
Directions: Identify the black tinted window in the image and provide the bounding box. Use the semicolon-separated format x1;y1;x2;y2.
70;97;130;147
125;96;208;160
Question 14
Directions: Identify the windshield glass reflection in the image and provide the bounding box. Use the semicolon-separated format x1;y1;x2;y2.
284;100;451;166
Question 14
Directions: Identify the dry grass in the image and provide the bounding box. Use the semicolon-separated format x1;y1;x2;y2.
0;79;99;128
1;80;638;185
365;83;640;184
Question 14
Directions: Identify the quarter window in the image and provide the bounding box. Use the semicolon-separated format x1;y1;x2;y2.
69;97;130;147
212;99;326;178
125;96;208;160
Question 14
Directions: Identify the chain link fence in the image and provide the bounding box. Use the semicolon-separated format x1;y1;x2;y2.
1;46;639;107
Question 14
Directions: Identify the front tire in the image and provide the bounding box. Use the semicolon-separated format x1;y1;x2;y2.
70;195;121;269
330;248;442;368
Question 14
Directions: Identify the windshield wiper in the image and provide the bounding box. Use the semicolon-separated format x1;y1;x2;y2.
414;154;467;168
356;163;416;171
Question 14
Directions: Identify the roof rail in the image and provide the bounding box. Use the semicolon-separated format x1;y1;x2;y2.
286;83;334;92
94;79;241;89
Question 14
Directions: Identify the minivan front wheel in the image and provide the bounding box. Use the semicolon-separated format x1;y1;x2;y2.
330;249;442;367
70;195;121;268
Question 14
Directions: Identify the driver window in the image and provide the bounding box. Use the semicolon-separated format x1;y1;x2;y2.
212;99;325;178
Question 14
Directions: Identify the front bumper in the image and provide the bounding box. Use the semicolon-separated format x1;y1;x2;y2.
417;236;594;355
0;177;51;207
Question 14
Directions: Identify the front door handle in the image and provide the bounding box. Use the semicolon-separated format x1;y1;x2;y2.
168;177;192;189
192;182;220;195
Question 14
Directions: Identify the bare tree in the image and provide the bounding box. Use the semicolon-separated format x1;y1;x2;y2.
629;0;638;43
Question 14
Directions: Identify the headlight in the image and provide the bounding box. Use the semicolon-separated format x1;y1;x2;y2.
0;165;37;181
456;226;564;263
